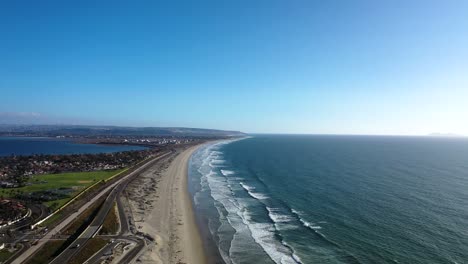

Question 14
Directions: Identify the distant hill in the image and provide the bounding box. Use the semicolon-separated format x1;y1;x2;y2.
0;125;246;137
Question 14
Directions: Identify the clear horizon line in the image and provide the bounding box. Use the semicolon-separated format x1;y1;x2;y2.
1;123;466;138
247;132;468;137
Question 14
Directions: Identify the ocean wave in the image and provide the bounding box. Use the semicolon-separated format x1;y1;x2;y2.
291;209;323;230
210;159;227;167
205;173;244;263
292;253;303;264
239;210;300;264
281;241;304;264
240;182;269;200
194;191;202;205
201;157;298;263
221;169;235;176
193;139;301;264
299;218;322;230
289;209;364;263
191;139;365;264
266;207;296;223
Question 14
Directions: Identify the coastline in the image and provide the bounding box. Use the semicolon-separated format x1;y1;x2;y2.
178;145;208;263
188;139;246;264
128;144;208;263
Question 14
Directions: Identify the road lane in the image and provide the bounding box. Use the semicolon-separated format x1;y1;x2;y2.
11;152;170;264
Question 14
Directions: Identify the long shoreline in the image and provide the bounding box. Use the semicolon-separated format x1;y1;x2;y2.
129;144;208;263
178;145;208;263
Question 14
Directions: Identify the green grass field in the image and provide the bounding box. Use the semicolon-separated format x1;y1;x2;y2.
0;169;124;208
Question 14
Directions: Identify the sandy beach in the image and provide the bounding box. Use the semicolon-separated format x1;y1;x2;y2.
126;145;206;264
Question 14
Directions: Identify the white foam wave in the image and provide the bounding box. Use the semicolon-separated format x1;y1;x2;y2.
240;182;269;200
266;207;295;223
239;210;299;264
291;209;322;230
300;219;322;230
210;159;226;165
267;207;299;232
281;241;304;264
193;139;299;264
240;182;255;191
292;253;303;263
221;169;235;176
194;191;202;205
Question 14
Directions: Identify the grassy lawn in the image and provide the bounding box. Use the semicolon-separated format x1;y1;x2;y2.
41;211;63;226
0;169;124;209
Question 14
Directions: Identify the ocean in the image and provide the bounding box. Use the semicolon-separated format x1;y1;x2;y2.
188;135;468;264
0;136;146;156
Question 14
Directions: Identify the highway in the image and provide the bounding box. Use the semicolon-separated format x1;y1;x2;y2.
84;240;118;264
49;151;171;264
11;151;171;264
83;152;178;264
48;187;119;264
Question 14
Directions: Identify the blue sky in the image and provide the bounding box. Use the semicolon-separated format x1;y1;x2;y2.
1;1;467;134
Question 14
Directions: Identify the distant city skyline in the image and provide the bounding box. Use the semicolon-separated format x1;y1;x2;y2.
1;1;467;135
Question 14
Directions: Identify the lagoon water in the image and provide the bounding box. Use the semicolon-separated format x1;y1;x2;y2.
0;136;146;156
189;135;468;264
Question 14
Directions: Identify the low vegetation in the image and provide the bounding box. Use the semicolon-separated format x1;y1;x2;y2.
68;238;108;264
24;240;67;264
27;197;106;263
0;248;15;263
62;196;105;235
99;202;119;235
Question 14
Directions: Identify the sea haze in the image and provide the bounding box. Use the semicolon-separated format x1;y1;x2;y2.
189;135;468;264
0;137;146;156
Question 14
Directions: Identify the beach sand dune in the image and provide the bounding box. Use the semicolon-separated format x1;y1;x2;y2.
127;146;206;264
